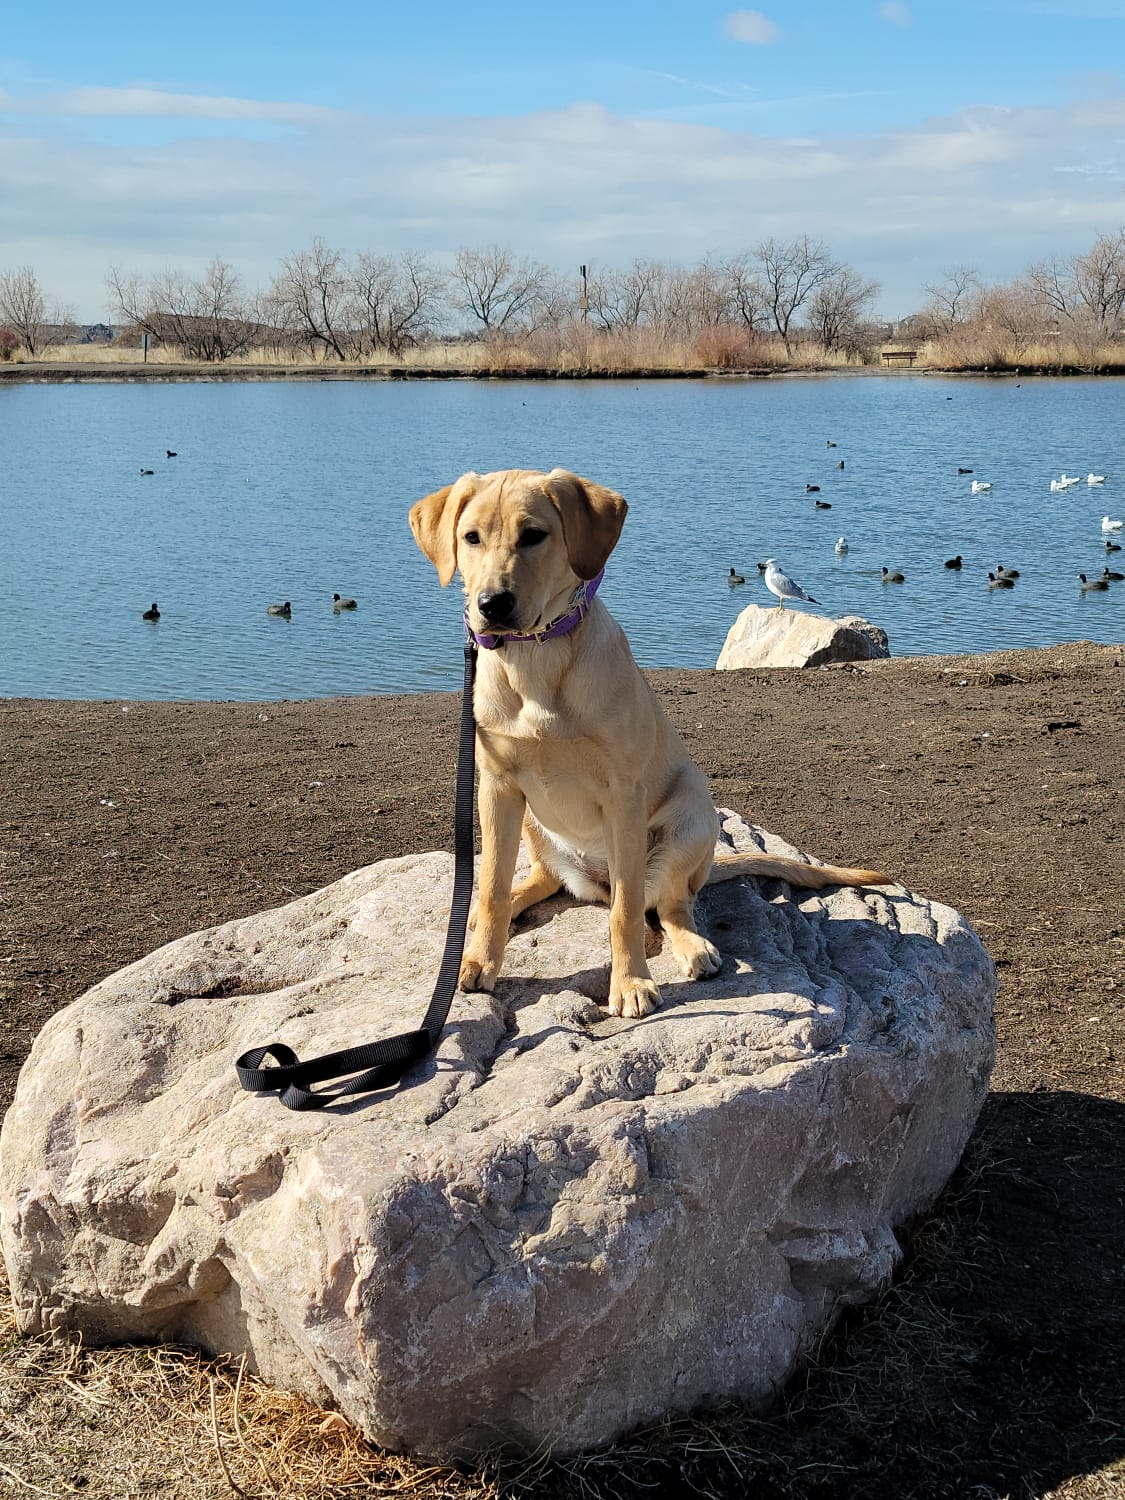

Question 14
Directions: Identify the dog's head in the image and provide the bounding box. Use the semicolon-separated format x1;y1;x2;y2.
409;468;627;637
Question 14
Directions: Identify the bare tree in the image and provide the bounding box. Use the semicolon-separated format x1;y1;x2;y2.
108;260;261;360
452;245;554;334
352;250;444;355
1026;256;1078;325
921;267;982;333
977;278;1046;351
268;240;355;359
806;266;880;354
1072;229;1125;334
0;266;48;356
585;259;661;331
722;255;769;333
663;259;732;333
755;237;838;354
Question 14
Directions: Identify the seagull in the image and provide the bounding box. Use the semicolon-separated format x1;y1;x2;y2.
333;592;358;610
763;559;817;609
1088;473;1105;485
835;536;849;554
1078;573;1109;591
996;564;1020;580
970;480;992;493
267;601;292;616
944;556;963;569
881;567;905;583
141;602;160;621
1101;567;1124;582
1060;474;1082;489
805;484;820;493
988;572;1015;589
1102;516;1123;532
1050;479;1063;493
728;567;746;586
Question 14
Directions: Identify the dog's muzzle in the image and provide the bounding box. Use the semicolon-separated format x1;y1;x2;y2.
476;590;517;627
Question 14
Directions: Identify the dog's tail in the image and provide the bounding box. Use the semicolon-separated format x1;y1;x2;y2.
705;850;891;890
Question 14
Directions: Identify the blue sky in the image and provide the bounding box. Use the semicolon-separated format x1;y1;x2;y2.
2;1;1124;318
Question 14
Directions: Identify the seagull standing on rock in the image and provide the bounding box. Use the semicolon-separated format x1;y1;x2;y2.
763;559;818;610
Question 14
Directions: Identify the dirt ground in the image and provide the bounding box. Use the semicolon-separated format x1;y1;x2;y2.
1;641;1123;1498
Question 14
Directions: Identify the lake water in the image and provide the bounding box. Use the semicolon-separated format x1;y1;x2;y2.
0;375;1122;699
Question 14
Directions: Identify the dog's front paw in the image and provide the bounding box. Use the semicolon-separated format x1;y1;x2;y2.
675;934;722;980
608;975;661;1019
459;952;499;992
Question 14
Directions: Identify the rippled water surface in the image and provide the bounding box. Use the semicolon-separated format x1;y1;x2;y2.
1;375;1122;698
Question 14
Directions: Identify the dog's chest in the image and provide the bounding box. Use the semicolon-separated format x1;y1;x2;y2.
473;668;586;746
475;676;610;834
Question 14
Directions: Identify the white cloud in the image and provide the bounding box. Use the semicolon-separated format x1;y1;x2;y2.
879;3;912;24
3;87;1125;319
723;10;781;44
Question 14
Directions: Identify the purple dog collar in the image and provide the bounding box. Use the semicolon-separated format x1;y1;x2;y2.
467;569;605;650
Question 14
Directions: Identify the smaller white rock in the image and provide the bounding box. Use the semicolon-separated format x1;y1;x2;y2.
717;604;889;669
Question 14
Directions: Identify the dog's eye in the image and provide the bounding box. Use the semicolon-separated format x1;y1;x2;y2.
519;528;548;548
463;530;481;546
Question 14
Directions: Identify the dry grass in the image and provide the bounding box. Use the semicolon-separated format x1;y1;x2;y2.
19;334;871;377
24;342;490;371
923;329;1125;373
0;1265;509;1498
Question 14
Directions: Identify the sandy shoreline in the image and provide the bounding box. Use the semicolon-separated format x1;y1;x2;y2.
2;640;1124;1496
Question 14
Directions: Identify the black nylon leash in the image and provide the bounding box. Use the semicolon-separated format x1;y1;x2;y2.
235;639;478;1111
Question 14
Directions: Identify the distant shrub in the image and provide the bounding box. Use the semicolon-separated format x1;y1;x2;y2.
0;327;18;362
691;324;759;369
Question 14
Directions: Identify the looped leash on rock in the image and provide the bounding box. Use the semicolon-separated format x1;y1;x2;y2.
235;639;478;1111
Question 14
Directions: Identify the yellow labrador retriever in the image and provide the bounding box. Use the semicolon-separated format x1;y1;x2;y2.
410;468;888;1019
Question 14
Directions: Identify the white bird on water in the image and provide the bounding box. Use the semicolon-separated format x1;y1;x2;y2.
763;558;818;610
1088;473;1106;485
835;536;849;554
1103;515;1124;532
971;480;992;493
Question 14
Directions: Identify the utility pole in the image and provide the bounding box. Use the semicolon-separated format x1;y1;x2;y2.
579;264;588;374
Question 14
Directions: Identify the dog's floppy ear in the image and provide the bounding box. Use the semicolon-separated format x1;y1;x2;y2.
544;469;628;580
409;474;478;586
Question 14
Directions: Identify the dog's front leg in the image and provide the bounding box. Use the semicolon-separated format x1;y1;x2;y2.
604;782;660;1018
459;770;524;993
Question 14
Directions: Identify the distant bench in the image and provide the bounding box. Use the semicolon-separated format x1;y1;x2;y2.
881;347;919;367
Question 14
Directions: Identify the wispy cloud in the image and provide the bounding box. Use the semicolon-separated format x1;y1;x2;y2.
723;10;781;45
625;68;755;101
879;3;913;24
0;85;343;126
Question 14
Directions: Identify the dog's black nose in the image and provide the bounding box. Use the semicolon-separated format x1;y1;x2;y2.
477;590;516;625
